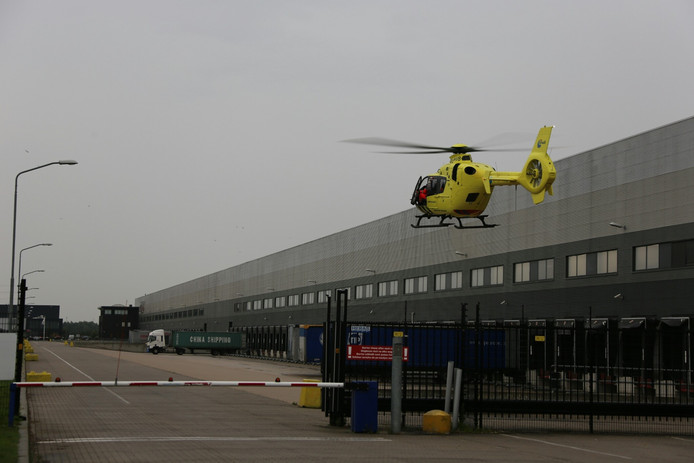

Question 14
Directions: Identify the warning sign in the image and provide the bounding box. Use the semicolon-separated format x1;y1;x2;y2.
346;345;409;362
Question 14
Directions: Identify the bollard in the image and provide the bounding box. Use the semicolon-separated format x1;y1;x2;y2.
391;333;403;434
26;371;52;382
423;409;451;434
444;361;454;413
451;368;463;429
299;379;322;408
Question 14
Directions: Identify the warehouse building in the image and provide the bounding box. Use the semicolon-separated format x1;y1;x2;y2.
136;116;694;332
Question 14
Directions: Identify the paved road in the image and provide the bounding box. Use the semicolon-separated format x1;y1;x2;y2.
21;341;694;462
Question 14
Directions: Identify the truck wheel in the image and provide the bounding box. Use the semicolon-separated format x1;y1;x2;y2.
152;347;159;355
176;348;184;355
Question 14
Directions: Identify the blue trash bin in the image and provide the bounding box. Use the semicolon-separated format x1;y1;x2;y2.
351;381;378;433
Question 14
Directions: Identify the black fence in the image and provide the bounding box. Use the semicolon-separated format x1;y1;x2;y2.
328;312;694;434
0;381;11;426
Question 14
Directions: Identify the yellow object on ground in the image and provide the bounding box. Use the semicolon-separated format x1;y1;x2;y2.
25;353;39;361
298;379;322;408
422;409;451;434
26;371;52;382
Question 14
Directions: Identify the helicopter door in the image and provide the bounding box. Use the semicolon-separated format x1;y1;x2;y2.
423;176;447;209
412;176;447;207
411;176;426;205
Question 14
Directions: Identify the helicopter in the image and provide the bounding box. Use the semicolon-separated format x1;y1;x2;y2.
345;126;556;229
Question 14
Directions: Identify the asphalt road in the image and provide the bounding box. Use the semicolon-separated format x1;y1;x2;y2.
20;341;694;462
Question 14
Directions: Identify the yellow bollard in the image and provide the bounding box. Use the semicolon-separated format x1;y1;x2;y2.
422;410;451;434
25;353;39;361
26;371;52;382
298;379;322;408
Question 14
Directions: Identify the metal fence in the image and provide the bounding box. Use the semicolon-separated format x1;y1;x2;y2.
0;381;11;426
335;314;694;434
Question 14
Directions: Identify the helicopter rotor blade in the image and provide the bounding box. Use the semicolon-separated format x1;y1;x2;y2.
342;137;454;153
370;145;511;154
373;149;452;154
343;136;531;154
474;148;528;152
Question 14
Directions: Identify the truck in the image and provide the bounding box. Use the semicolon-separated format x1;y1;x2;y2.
146;329;244;355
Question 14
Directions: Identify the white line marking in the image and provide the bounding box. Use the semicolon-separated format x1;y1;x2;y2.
42;347;130;405
672;436;694;443
38;436;391;444
502;434;632;460
43;348;95;379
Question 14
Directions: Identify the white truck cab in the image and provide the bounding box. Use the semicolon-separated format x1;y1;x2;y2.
146;329;167;354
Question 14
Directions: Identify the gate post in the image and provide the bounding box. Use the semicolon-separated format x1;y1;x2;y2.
322;296;331;417
329;289;348;426
474;302;482;430
588;306;594;434
391;332;404;434
13;279;27;416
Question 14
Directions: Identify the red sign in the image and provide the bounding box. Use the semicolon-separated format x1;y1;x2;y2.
346;345;409;362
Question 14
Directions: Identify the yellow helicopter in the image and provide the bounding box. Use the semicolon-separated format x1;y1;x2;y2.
346;126;556;229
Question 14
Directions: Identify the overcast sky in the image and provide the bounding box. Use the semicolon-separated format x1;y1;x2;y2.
2;0;693;322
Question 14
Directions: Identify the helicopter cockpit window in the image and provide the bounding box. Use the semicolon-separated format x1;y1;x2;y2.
427;176;447;195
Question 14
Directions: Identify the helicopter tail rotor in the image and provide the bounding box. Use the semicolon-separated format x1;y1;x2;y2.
517;126;556;204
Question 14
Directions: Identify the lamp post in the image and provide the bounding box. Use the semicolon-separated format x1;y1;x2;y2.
17;244;51;304
9;160;77;317
32;315;46;340
9;160;77;417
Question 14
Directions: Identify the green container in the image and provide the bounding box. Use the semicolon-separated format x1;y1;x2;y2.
173;331;243;354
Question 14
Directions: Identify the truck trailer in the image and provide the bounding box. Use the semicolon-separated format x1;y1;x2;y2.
146;329;244;355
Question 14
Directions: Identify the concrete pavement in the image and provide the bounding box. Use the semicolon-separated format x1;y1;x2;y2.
17;341;694;462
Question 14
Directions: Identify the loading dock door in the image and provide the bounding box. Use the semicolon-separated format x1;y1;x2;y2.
528;320;549;376
585;318;612;375
658;317;690;382
618;318;654;377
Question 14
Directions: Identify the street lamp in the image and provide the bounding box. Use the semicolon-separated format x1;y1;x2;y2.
17;244;52;302
9;160;77;416
21;269;45;279
9;160;77;314
32;315;46;340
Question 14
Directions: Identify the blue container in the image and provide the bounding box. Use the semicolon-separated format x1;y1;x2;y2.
351;381;378;433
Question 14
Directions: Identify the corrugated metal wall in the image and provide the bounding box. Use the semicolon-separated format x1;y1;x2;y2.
136;116;694;322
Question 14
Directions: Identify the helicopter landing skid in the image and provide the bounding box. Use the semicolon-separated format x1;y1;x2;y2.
411;214;499;229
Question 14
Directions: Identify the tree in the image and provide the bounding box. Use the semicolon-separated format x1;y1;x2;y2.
63;321;98;339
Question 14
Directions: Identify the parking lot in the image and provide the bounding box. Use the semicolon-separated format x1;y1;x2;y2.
17;341;694;462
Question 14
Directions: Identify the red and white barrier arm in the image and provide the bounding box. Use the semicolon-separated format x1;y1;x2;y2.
14;380;344;388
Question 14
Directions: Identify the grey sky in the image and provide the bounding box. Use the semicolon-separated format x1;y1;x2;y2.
2;0;693;322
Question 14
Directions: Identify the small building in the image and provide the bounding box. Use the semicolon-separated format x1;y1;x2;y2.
0;304;62;339
24;305;62;339
98;305;139;339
